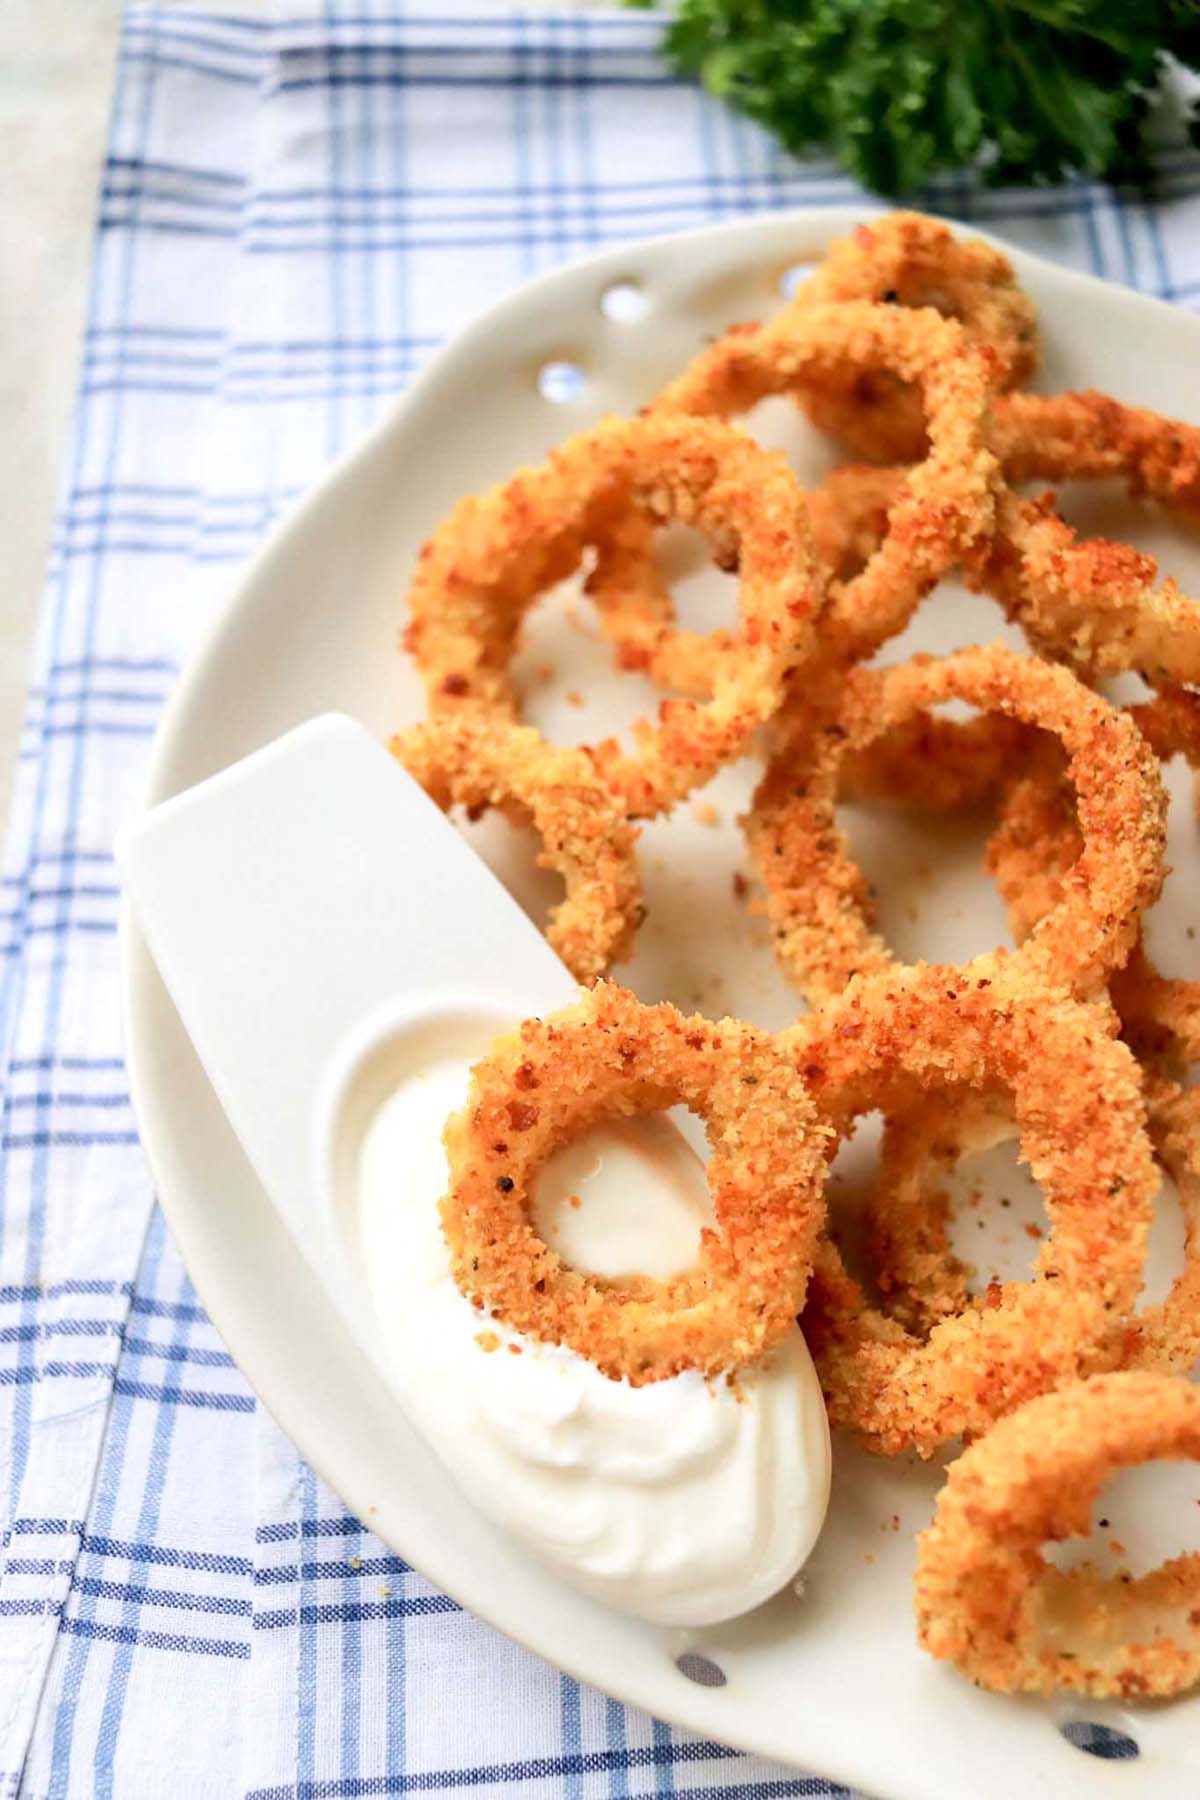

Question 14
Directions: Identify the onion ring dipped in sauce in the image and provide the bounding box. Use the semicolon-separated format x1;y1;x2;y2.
785;963;1156;1459
744;643;1166;1008
915;1372;1200;1698
403;413;824;820
440;981;833;1385
391;715;643;985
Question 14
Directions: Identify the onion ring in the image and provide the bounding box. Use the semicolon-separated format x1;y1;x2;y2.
587;463;905;700
440;981;832;1385
990;388;1200;515
745;644;1166;1007
866;1089;1011;1338
653;300;999;664
985;690;1200;1068
583;301;998;698
915;1371;1200;1698
866;1075;1200;1376
1125;1075;1200;1375
402;413;823;819
971;486;1200;688
391;715;643;984
787;963;1155;1458
793;213;1037;464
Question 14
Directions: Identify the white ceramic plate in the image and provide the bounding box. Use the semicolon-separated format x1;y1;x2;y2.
120;208;1200;1800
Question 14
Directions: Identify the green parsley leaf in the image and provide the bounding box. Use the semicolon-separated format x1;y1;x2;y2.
630;0;1200;195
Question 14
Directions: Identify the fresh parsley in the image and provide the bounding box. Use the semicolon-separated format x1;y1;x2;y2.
628;0;1200;195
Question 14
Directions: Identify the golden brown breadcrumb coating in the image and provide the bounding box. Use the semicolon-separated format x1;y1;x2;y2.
786;964;1155;1457
391;714;642;984
440;982;832;1384
915;1372;1200;1697
745;643;1166;1007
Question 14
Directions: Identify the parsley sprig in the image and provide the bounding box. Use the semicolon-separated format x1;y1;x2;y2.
628;1;1200;195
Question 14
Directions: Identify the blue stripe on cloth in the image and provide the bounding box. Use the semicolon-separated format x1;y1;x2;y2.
60;1614;251;1660
241;1737;771;1800
47;1213;174;1800
94;1226;206;1796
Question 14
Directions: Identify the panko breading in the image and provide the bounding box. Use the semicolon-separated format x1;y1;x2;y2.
916;1373;1200;1698
794;212;1038;464
786;965;1156;1458
392;714;643;984
403;412;824;821
440;982;832;1385
745;644;1166;1007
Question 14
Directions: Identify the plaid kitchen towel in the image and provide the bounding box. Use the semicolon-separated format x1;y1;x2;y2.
1;6;1197;1796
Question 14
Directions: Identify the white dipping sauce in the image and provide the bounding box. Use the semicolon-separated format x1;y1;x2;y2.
357;1038;830;1627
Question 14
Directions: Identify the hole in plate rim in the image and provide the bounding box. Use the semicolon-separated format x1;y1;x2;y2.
674;1651;728;1689
778;260;819;301
1058;1719;1140;1761
600;278;647;323
537;359;588;404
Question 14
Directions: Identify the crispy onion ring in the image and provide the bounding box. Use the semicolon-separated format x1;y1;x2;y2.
838;709;1033;811
1126;1076;1200;1374
866;1077;1200;1376
866;1089;1010;1338
745;644;1166;1007
915;1371;1200;1698
985;691;1200;1068
587;463;904;700
440;981;831;1384
403;413;823;820
991;388;1200;515
787;964;1155;1458
391;716;642;984
971;487;1200;688
653;300;999;664
793;213;1037;464
582;302;998;698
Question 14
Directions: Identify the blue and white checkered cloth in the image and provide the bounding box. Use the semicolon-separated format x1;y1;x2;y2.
0;7;1197;1795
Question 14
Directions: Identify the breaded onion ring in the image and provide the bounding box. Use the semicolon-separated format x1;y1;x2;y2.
440;982;831;1385
991;387;1200;515
745;644;1166;1007
915;1372;1200;1698
391;716;642;984
1125;1076;1200;1375
867;1089;1010;1338
971;487;1200;688
583;303;998;699
788;964;1155;1458
587;463;904;700
794;213;1037;464
653;301;999;665
985;691;1200;1068
403;413;823;819
838;710;1033;811
867;1076;1200;1375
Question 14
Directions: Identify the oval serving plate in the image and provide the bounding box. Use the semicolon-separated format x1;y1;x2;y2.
120;207;1200;1800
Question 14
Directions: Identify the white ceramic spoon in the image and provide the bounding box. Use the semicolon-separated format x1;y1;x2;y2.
115;713;830;1626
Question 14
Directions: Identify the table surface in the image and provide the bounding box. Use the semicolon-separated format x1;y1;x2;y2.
0;0;596;849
